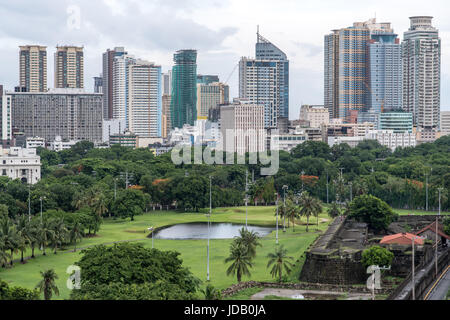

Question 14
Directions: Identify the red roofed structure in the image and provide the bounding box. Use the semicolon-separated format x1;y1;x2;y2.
415;221;450;243
380;233;424;245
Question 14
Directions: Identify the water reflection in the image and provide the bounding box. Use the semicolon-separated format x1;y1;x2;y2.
153;223;274;240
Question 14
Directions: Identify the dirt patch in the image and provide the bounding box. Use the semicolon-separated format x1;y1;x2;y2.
251;288;371;301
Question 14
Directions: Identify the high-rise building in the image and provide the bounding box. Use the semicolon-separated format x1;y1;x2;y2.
112;54;136;124
8;89;102;143
196;82;229;119
255;30;289;120
19;45;47;92
162;71;172;96
368;32;402;113
94;75;103;93
239;57;277;128
220;100;266;155
162;94;171;138
402;16;441;131
54;46;84;89
325;19;393;121
127;60;162;137
197;74;219;85
170;50;197;129
0;85;13;148
103;47;127;119
299;105;330;128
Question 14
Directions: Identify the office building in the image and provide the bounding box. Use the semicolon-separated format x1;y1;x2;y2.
102;119;126;144
366;130;416;150
94;75;103;93
197;82;229;119
162;71;172;95
379;112;413;133
112;53;136;123
402;16;441;130
26;137;45;149
197;75;219;85
0;147;41;184
162;94;171;138
19;45;47;92
367;32;402;113
54;46;84;89
170;49;197;129
103;47;128;119
8;89;102;143
0;86;12;147
220;101;266;155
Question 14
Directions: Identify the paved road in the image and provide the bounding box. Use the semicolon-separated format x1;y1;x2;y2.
426;266;450;300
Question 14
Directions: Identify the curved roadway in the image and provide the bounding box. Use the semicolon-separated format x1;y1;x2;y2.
425;265;450;300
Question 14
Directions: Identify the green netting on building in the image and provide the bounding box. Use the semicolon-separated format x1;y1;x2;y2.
170;50;197;129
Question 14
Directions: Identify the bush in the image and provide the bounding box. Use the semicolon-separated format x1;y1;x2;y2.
346;195;398;231
361;246;394;269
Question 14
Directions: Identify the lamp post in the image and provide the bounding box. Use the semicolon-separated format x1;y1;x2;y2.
282;185;288;232
207;175;212;281
245;170;248;229
39;196;45;223
435;187;443;276
349;182;353;202
326;171;329;204
147;227;154;249
411;235;421;300
275;193;279;245
28;184;31;222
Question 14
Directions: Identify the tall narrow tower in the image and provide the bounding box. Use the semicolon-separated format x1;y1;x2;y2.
402;16;441;130
19;45;47;92
170;49;197;129
54;45;84;89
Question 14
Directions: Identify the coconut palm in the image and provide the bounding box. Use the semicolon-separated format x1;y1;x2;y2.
234;228;261;259
224;242;253;283
0;245;10;268
28;219;40;258
70;221;84;252
71;191;86;211
285;198;300;231
298;192;321;232
15;215;32;263
266;245;294;283
38;219;55;256
36;269;59;300
0;218;19;266
51;218;68;254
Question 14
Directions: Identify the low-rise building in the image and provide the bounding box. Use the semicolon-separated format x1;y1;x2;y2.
0;147;41;184
299;105;330;128
365;130;416;151
26;137;45;149
327;136;365;148
109;131;137;148
440;111;450;136
50;136;78;152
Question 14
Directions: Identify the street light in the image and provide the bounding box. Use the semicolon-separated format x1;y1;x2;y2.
411;234;422;300
349;182;353;202
207;175;212;281
326;171;329;204
245;170;248;229
282;185;288;233
28;184;31;222
39;196;46;223
275;193;279;245
435;187;444;276
147;227;154;249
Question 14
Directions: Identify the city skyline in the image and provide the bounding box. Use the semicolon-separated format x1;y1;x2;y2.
0;0;449;119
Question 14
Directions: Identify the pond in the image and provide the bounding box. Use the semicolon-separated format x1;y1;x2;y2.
153;223;275;240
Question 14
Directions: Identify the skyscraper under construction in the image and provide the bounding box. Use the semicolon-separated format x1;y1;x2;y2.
170;50;197;129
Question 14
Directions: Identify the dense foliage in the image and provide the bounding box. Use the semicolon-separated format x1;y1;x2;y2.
361;246;394;269
70;243;201;300
0;279;40;300
346;195;398;231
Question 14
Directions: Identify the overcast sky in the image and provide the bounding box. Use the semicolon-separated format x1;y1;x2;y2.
0;0;449;118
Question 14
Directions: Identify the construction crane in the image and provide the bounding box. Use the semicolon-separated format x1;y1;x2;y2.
224;63;239;85
363;81;385;114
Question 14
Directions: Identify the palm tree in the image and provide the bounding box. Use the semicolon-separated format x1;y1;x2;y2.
70;222;84;252
38;219;55;256
28;219;40;258
298;192;321;232
224;242;253;283
51;218;68;254
15;215;31;263
35;269;59;300
266;245;294;283
91;192;109;219
234;228;261;259
0;218;19;266
285;198;300;231
201;284;222;300
0;245;10;268
71;191;86;211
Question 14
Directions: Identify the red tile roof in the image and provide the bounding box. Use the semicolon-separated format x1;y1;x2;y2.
415;221;450;240
380;233;424;245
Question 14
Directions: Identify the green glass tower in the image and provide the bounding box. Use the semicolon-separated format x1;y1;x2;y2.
170;50;197;129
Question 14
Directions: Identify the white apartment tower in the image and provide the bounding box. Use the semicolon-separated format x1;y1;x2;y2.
402;16;441;130
127;60;162;137
19;45;47;92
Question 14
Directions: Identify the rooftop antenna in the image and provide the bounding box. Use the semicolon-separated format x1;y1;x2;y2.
257;25;260;42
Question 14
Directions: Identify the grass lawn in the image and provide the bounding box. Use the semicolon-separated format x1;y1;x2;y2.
0;206;330;300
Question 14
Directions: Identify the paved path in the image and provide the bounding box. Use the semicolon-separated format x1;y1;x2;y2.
425;265;450;300
250;288;372;300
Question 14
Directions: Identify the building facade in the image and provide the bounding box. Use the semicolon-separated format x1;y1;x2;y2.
8;89;102;143
54;46;84;89
402;16;441;130
379;112;413;133
0;147;41;184
103;47;127;119
441;111;450;136
127;60;162;137
299;105;330;128
220;101;266;155
19;45;47;92
196;82;229;119
170;50;197;129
